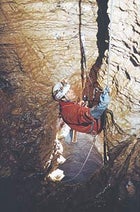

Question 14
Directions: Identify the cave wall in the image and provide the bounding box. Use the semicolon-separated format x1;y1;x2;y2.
101;0;140;135
0;0;140;179
0;0;99;178
0;0;140;211
0;0;140;181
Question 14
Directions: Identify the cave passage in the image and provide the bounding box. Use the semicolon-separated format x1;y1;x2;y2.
59;132;103;184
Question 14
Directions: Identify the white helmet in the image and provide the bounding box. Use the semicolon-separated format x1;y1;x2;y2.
52;81;70;100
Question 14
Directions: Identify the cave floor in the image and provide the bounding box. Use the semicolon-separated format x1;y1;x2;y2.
59;132;103;184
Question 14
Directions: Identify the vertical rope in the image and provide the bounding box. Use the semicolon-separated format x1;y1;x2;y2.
79;0;86;88
107;0;114;86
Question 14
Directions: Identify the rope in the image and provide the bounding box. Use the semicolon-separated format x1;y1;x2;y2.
79;0;86;88
62;136;96;183
102;0;115;165
81;33;86;70
107;0;114;86
102;111;108;164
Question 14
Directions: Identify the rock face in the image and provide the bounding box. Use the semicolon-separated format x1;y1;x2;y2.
0;0;99;178
0;0;140;211
104;0;140;134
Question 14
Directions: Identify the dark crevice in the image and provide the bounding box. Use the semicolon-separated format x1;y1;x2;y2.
96;0;109;63
125;70;131;80
81;0;110;108
130;55;140;66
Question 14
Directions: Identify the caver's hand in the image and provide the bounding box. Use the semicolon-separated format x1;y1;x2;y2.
100;86;110;105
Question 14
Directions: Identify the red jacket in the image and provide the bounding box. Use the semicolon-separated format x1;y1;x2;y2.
59;101;102;135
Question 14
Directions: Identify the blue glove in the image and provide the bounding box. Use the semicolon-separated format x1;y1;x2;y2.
100;86;110;105
90;86;110;119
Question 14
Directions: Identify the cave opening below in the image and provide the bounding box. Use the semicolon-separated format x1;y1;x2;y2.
58;132;103;184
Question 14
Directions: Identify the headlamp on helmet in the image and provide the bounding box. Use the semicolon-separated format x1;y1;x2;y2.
52;81;70;100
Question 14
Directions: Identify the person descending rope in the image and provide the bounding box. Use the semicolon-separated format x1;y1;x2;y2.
52;80;110;137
